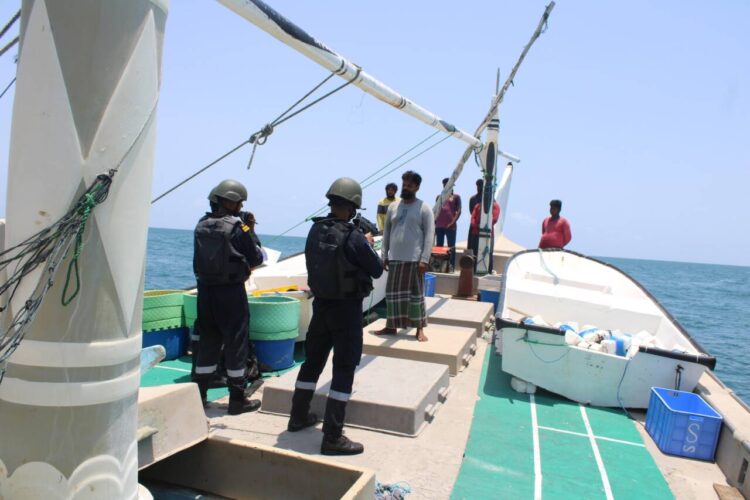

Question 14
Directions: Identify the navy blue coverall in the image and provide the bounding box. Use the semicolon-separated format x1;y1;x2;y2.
194;212;264;399
291;216;384;438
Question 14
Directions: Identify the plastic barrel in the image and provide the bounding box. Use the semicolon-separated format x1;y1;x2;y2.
479;289;500;313
254;338;296;371
424;273;436;297
247;296;301;334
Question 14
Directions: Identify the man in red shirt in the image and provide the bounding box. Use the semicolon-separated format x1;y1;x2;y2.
470;198;500;272
538;199;572;249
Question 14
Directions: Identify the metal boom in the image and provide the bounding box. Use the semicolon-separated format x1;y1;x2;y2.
216;0;482;149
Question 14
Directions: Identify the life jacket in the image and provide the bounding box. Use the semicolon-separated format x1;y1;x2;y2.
194;215;249;286
305;218;373;300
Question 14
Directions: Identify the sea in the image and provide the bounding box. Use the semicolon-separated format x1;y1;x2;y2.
145;227;750;404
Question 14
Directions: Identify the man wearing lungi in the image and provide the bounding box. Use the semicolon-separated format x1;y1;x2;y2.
374;170;435;342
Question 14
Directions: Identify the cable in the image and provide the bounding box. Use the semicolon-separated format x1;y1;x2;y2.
0;10;20;41
0;35;18;59
152;71;360;204
265;131;452;245
0;77;14;101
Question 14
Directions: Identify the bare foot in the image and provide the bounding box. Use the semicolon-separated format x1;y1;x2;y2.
373;327;397;336
416;329;428;342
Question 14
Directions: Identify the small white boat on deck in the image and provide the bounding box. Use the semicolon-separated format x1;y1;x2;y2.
497;249;716;408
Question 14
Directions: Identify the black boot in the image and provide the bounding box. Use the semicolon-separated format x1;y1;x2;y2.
288;388;317;432
228;397;261;415
196;380;209;408
227;377;261;415
321;434;364;456
322;396;348;439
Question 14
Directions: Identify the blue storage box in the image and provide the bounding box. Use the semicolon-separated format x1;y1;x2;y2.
479;289;500;313
645;387;722;461
142;326;189;361
424;273;436;297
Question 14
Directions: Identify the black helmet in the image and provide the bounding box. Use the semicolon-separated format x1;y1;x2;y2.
209;179;248;203
326;177;362;209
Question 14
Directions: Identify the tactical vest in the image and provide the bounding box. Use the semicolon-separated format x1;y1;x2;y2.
306;219;374;300
194;215;250;286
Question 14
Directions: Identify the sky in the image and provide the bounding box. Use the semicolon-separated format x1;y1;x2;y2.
0;1;747;266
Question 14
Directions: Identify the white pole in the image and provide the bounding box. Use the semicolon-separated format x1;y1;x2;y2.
215;0;482;150
0;1;167;498
475;116;499;276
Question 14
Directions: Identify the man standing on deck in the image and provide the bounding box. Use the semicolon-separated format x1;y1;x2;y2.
538;199;572;249
193;179;264;415
376;182;399;233
287;177;384;456
374;170;435;342
435;177;462;271
467;179;484;259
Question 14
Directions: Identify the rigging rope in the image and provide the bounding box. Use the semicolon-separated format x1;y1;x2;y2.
0;102;157;383
0;174;114;382
264;131;452;245
0;77;15;102
151;69;361;204
0;10;20;41
0;36;18;59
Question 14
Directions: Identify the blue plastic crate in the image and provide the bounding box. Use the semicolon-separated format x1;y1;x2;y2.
645;387;722;461
142;327;189;361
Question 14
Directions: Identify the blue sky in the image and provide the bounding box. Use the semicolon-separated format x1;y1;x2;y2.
0;1;748;266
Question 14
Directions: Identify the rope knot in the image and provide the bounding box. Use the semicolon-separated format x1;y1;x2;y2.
250;123;274;145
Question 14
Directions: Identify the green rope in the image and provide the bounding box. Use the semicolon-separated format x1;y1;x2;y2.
61;191;98;306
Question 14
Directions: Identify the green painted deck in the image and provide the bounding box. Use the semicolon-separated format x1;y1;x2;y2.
452;349;674;499
139;347;304;403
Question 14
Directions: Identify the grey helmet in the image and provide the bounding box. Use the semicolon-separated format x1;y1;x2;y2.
325;177;362;209
208;179;248;203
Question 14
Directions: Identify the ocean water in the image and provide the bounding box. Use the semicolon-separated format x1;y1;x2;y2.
145;228;749;404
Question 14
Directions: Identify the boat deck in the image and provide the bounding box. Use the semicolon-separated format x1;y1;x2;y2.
140;339;729;499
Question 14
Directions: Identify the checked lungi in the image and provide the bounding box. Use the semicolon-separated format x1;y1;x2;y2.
385;261;427;328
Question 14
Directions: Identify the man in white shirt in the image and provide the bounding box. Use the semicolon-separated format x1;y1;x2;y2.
373;170;435;341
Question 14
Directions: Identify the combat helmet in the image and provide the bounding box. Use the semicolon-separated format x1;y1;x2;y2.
208;179;248;203
325;177;362;209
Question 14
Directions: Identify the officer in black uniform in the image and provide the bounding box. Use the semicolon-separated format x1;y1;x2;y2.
287;177;384;456
193;179;264;415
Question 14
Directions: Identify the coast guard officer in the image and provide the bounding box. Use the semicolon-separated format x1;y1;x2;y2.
287;177;384;455
193;179;264;414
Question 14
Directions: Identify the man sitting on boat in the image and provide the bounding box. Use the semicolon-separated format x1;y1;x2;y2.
538;199;572;249
288;177;384;455
374;170;435;342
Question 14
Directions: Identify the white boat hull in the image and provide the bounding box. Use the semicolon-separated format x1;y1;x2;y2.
498;249;715;408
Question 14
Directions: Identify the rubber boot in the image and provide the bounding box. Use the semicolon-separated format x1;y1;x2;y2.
287;388;318;432
321;434;364;456
320;397;363;455
196;380;209;408
227;377;260;415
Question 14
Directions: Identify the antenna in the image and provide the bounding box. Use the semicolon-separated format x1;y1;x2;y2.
496;68;500;95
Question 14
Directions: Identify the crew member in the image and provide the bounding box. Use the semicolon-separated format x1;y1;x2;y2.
193;179;264;415
287;177;384;455
539;199;572;249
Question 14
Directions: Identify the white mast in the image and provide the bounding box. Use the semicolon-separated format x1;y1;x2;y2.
474;2;555;275
216;0;482;150
0;1;167;498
